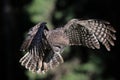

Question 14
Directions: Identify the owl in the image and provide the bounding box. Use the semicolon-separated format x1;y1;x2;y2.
19;19;116;74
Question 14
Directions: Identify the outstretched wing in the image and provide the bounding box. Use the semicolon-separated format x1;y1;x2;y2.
64;19;116;51
20;22;64;73
20;22;54;73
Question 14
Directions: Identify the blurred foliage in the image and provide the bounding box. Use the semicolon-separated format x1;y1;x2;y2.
24;0;56;29
23;0;115;80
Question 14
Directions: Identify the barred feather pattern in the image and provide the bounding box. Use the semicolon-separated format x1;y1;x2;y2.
64;19;116;51
19;19;116;74
77;19;116;51
19;47;43;72
19;22;64;74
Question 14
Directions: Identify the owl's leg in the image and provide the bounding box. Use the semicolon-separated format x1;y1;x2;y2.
51;46;64;65
53;45;65;54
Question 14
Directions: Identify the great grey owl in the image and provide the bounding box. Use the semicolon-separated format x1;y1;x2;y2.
19;19;116;74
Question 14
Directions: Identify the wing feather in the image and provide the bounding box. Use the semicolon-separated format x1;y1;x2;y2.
20;22;54;73
20;22;64;73
20;23;41;51
64;19;116;51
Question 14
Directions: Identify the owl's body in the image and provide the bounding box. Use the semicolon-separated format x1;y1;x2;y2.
46;28;69;47
19;19;116;74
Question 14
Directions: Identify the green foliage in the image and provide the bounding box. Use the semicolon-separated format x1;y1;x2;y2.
61;55;103;80
62;72;89;80
25;0;55;28
54;7;74;21
79;55;103;74
26;71;47;80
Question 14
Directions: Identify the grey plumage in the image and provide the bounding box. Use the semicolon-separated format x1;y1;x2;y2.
19;19;116;74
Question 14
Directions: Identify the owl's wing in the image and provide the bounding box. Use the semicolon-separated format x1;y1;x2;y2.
20;22;48;72
20;23;43;51
63;19;116;51
20;22;60;73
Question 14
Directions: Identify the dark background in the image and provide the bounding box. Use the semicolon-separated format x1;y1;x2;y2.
0;0;120;80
